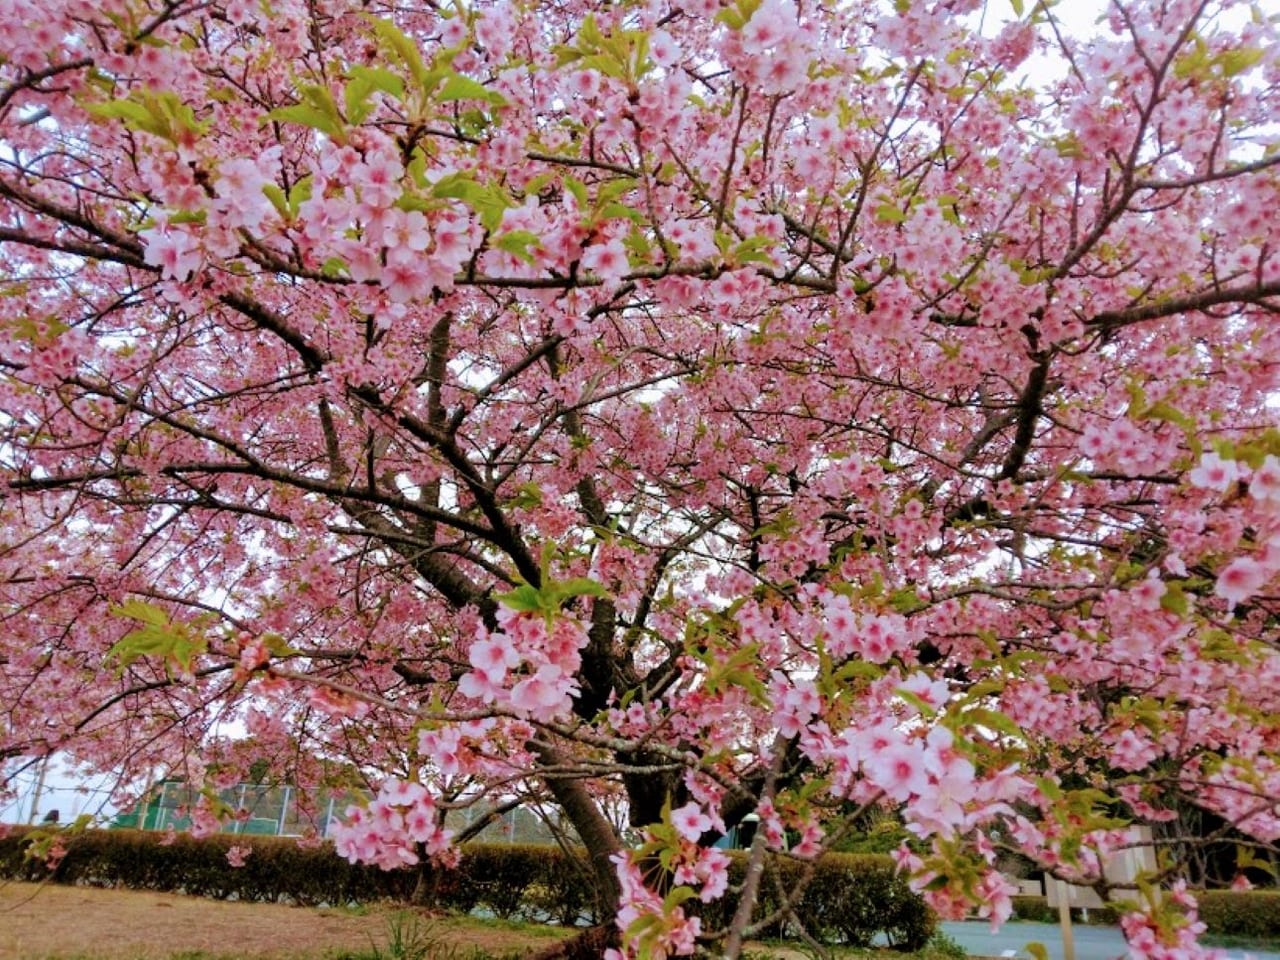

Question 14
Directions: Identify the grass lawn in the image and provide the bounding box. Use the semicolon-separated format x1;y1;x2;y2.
0;881;567;960
1;880;983;960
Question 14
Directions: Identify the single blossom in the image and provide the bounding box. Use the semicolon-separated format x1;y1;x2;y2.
1215;556;1267;607
1188;451;1240;491
670;802;713;842
1249;455;1280;504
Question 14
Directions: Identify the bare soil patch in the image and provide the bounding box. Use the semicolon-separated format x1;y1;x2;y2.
0;881;568;959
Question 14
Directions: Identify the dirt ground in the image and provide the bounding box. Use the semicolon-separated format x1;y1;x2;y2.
0;881;568;959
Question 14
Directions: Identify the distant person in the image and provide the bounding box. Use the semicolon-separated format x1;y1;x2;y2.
41;809;59;825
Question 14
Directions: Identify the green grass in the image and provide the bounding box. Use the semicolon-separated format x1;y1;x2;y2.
326;912;517;960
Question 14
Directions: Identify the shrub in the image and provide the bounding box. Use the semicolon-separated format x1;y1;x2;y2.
697;851;935;950
0;826;933;948
1011;895;1056;923
1197;891;1280;938
521;847;599;926
0;826;414;905
459;844;544;919
1008;895;1120;925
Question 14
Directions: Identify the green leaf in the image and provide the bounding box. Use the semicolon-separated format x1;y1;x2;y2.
896;687;937;717
549;577;610;603
87;98;167;138
1158;580;1189;617
730;235;776;267
86;91;208;144
874;202;907;224
622;913;662;951
496;584;543;614
961;706;1025;741
1010;0;1025;16
663;885;698;912
563;176;589;208
716;0;764;30
431;172;511;230
494;229;542;263
598;177;639;203
106;601;207;674
368;16;430;87
345;65;405;123
1026;943;1049;960
1237;845;1278;878
266;85;345;140
437;73;507;106
888;585;924;614
701;643;768;705
112;598;171;627
288;176;314;216
599;201;644;224
1218;47;1262;77
263;183;290;219
268;103;340;137
320;256;349;278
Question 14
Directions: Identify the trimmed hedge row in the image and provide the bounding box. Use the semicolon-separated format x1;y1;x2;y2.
0;827;415;906
1011;891;1280;936
1009;895;1120;925
1197;890;1280;938
0;828;600;921
0;827;934;947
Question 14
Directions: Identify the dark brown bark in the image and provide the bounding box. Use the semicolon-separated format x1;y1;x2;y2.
529;740;623;918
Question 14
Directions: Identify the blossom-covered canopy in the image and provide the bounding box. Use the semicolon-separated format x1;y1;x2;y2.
1;0;1278;956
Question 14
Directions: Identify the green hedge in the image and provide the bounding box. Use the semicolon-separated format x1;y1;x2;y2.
1008;895;1120;926
698;851;936;950
1011;891;1280;935
1197;891;1280;938
0;827;415;905
1010;895;1056;923
0;827;933;947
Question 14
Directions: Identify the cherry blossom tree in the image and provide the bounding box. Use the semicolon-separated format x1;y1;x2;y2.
2;0;1279;956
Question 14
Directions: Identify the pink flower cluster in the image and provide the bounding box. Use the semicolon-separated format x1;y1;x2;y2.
821;594;914;663
607;845;704;960
1119;885;1226;960
1078;417;1178;477
458;606;586;721
1187;452;1280;607
332;777;453;871
720;0;815;96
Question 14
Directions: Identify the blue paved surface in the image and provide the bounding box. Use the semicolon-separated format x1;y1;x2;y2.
938;921;1280;960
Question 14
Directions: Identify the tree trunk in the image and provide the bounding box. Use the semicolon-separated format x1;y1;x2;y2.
528;740;623;917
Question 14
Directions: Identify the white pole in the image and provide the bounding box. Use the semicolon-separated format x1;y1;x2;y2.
26;757;49;824
1055;879;1077;960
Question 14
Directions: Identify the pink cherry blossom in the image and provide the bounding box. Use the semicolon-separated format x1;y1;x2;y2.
1214;556;1267;607
469;634;520;673
1249;455;1280;504
671;802;713;842
1188;451;1241;491
864;739;930;802
457;665;505;703
140;223;203;281
226;844;252;867
1;2;1279;955
510;663;577;721
580;238;630;283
